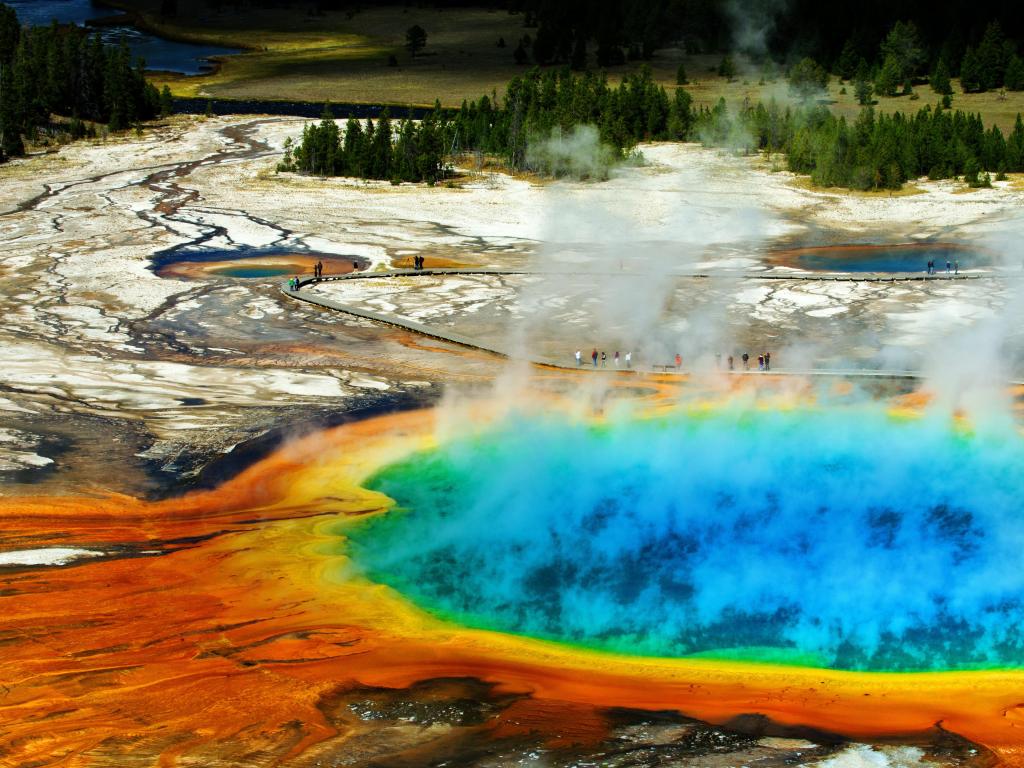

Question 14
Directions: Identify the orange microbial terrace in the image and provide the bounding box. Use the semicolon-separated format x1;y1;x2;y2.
4;387;1024;765
154;251;360;281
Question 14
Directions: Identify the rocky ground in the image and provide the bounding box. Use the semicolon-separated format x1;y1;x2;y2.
3;116;1022;496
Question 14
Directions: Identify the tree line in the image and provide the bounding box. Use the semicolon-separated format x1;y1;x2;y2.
695;98;1024;189
0;2;164;162
286;64;1024;192
829;19;1024;103
280;105;448;183
285;67;692;181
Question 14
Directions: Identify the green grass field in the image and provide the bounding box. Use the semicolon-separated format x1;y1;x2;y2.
109;1;1024;132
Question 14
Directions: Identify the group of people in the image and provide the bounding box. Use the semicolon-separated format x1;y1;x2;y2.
412;255;426;270
574;349;773;372
927;259;958;275
313;260;325;278
702;351;772;371
577;349;633;368
730;352;771;371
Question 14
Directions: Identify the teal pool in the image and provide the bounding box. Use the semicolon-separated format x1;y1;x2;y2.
347;409;1024;671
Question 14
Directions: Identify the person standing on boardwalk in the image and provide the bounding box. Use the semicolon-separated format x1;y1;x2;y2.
758;354;764;371
592;348;598;367
575;349;582;366
764;351;771;371
601;351;607;367
955;261;959;275
614;351;620;368
728;355;734;371
675;353;682;370
625;351;632;368
742;352;749;370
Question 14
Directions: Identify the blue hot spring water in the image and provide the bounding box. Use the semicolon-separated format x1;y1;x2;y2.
347;409;1024;671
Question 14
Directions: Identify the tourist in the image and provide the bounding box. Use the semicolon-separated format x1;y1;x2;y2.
675;353;682;370
926;260;932;275
955;261;959;275
758;354;764;371
293;276;300;292
575;349;582;366
728;355;734;371
625;351;632;368
592;348;598;367
352;260;358;270
765;351;771;371
946;260;951;274
742;352;749;370
614;351;620;367
317;260;323;278
601;351;607;367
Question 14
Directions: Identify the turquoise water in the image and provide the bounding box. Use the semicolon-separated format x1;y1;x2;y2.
9;0;241;75
794;245;988;273
349;410;1024;671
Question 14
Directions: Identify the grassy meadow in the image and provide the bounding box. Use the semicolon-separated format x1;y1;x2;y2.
105;1;1024;133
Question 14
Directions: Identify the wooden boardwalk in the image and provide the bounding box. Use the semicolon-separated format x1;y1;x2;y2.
280;268;1018;381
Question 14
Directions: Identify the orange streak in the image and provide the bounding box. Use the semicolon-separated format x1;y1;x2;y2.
2;402;1023;764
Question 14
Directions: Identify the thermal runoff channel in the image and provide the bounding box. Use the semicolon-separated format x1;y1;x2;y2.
348;408;1024;672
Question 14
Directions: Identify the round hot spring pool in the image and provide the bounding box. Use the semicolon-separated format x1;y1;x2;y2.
346;409;1024;672
772;243;992;273
153;248;364;280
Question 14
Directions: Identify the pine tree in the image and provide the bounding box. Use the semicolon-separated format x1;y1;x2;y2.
788;57;828;101
1008;115;1024;171
975;21;1009;91
0;60;23;159
960;47;983;93
875;56;901;98
371;110;392;178
963;156;981;186
676;62;688;85
1006;56;1024;91
405;25;427;58
880;21;925;87
666;86;692;139
718;56;735;81
159;84;173;118
930;59;952;95
836;38;858;81
854;61;873;105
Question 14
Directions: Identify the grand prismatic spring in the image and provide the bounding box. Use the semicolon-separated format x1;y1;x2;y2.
5;6;1024;761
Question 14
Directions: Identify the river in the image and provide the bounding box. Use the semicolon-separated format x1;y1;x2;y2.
7;0;242;75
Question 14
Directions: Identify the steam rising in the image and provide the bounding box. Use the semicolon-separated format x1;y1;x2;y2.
525;125;617;180
351;408;1024;671
723;0;789;59
360;118;1024;674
